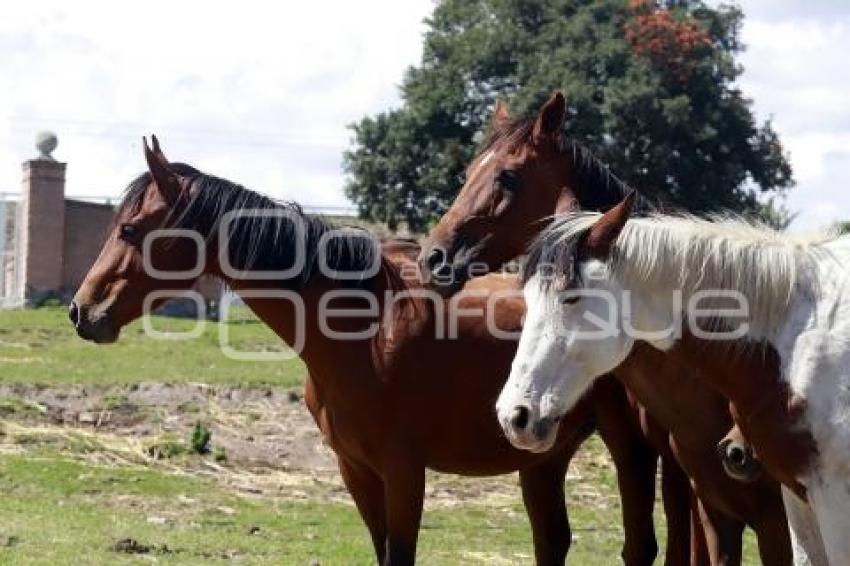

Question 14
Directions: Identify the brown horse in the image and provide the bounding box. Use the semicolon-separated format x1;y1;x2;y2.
422;95;698;566
419;93;791;565
68;138;661;565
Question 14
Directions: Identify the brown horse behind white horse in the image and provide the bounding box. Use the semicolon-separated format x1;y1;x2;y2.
419;93;791;565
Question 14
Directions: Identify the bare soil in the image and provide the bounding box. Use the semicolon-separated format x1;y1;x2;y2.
0;383;616;511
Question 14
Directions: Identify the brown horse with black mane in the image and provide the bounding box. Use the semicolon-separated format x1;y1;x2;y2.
68;137;662;565
419;92;791;565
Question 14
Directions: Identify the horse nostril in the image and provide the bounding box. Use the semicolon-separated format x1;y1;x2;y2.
426;248;455;280
68;301;80;327
532;418;553;441
427;248;447;272
510;406;530;430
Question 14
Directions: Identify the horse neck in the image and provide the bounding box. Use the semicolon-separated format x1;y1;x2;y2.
220;272;391;397
565;146;635;213
615;255;803;419
656;333;778;416
660;331;817;488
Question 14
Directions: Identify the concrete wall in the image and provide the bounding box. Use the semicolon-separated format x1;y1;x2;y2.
61;199;223;308
61;199;222;305
62;199;114;291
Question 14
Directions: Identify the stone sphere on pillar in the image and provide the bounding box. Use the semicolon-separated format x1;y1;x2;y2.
35;131;58;161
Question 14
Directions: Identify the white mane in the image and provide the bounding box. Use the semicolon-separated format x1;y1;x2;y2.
537;212;844;338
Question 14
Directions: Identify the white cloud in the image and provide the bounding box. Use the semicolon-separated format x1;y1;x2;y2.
731;0;849;22
0;0;434;207
736;6;850;231
2;1;848;230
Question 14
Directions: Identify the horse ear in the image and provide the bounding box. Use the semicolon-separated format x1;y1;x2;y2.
582;192;636;258
532;92;566;146
142;135;181;203
150;134;168;161
491;98;512;131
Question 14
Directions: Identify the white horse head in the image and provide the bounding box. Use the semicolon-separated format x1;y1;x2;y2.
495;194;656;452
496;191;827;451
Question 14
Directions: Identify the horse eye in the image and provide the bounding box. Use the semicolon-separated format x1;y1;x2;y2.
497;169;520;191
560;293;580;306
119;223;139;242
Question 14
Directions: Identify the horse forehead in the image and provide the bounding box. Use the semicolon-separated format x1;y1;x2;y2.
135;201;171;223
478;150;496;169
473;145;524;173
523;279;551;312
461;150;500;202
138;184;171;215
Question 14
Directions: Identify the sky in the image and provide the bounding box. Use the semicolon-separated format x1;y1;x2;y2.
0;1;847;229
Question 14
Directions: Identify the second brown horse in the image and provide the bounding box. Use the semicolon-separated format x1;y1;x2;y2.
420;93;791;565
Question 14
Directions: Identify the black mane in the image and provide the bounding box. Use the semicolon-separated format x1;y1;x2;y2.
482;118;654;213
520;221;579;290
119;165;382;289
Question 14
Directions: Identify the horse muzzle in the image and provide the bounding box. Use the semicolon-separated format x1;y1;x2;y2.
69;300;120;344
498;404;561;454
418;245;468;297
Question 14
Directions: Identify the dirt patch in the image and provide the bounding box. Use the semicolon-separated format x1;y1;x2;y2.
0;383;336;473
0;383;616;510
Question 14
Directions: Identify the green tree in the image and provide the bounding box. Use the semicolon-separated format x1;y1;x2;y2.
344;0;793;231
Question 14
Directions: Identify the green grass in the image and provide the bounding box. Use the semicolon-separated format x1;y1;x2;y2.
0;307;763;564
0;307;304;386
0;437;761;565
0;445;641;566
0;453;570;565
0;454;369;565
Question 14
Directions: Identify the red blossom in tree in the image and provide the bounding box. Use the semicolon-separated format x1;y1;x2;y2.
625;0;712;83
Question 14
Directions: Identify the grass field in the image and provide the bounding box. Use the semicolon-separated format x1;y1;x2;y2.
0;306;303;386
0;307;761;564
0;441;637;566
0;443;762;565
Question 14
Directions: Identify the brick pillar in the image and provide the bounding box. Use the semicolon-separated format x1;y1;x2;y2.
20;158;66;302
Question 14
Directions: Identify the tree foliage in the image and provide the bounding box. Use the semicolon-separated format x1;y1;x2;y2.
344;0;794;231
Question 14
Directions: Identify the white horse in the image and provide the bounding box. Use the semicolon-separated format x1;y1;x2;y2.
496;194;850;565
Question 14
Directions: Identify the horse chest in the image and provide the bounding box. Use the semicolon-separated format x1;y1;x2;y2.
323;403;392;467
304;376;385;464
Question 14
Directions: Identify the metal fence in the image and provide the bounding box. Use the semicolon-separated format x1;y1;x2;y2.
0;192;23;307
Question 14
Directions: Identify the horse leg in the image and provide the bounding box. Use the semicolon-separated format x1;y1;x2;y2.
381;461;425;566
659;452;696;566
338;457;387;564
807;478;850;565
781;487;828;565
689;492;710;566
519;444;577;566
695;498;744;566
594;381;659;566
751;491;792;566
